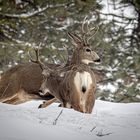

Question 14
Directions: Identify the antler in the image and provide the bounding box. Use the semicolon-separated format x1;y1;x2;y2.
86;25;99;44
28;45;52;72
81;17;89;45
81;17;99;45
54;44;71;72
29;43;70;75
62;44;71;66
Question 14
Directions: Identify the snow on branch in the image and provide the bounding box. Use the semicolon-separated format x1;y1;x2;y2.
0;3;66;19
99;12;137;20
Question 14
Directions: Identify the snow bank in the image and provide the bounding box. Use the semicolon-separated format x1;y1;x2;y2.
0;100;140;140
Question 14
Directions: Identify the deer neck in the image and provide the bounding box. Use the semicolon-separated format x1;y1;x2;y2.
70;51;92;65
70;51;82;65
41;74;62;96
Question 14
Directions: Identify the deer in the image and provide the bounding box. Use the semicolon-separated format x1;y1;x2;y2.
0;61;58;104
31;22;101;113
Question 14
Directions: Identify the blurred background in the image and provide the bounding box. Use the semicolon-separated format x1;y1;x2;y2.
0;0;140;103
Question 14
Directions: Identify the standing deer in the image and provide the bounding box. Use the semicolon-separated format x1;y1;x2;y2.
33;23;101;113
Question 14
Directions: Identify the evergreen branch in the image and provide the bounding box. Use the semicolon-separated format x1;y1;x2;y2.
0;3;66;19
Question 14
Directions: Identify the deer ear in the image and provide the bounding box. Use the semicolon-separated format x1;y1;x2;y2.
67;32;82;47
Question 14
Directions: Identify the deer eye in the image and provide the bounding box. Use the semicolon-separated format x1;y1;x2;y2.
86;48;91;52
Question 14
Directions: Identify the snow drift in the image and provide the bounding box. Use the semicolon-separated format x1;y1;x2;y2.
0;100;140;140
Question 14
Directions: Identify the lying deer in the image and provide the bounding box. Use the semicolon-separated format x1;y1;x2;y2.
33;23;101;113
0;62;57;104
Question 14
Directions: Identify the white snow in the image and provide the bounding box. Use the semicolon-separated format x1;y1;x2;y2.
18;50;24;54
98;83;118;93
21;30;25;34
100;0;136;20
0;100;140;140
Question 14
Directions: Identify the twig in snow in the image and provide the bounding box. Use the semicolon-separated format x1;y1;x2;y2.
90;126;96;132
96;130;113;137
53;109;63;125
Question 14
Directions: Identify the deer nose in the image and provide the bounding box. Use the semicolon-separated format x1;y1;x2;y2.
94;58;101;62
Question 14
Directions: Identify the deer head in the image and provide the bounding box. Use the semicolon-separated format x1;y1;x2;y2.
67;19;100;65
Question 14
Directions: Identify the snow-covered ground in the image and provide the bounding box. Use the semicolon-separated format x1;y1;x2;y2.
0;100;140;140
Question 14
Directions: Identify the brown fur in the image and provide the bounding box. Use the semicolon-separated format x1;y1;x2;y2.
40;43;100;113
39;30;101;113
0;61;101;106
40;64;96;113
0;62;56;104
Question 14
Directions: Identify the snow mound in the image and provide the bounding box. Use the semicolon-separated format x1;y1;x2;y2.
0;100;140;140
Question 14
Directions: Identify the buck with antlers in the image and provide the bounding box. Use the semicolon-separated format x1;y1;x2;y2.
0;61;57;104
33;22;101;113
0;41;61;104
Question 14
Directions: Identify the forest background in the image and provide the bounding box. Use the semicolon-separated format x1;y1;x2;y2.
0;0;140;103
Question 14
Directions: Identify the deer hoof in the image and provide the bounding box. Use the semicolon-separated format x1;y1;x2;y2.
58;103;63;107
38;104;43;108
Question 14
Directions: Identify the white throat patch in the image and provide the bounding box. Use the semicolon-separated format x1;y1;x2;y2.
82;59;93;65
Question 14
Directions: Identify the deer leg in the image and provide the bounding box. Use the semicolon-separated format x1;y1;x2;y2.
59;102;72;109
3;94;20;104
38;98;57;108
3;90;37;105
85;86;96;114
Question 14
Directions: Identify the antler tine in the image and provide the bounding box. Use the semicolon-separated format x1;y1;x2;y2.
53;44;74;74
81;17;99;45
29;46;52;71
81;16;87;34
28;47;37;63
55;44;69;71
63;44;69;66
81;17;91;45
87;25;99;44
